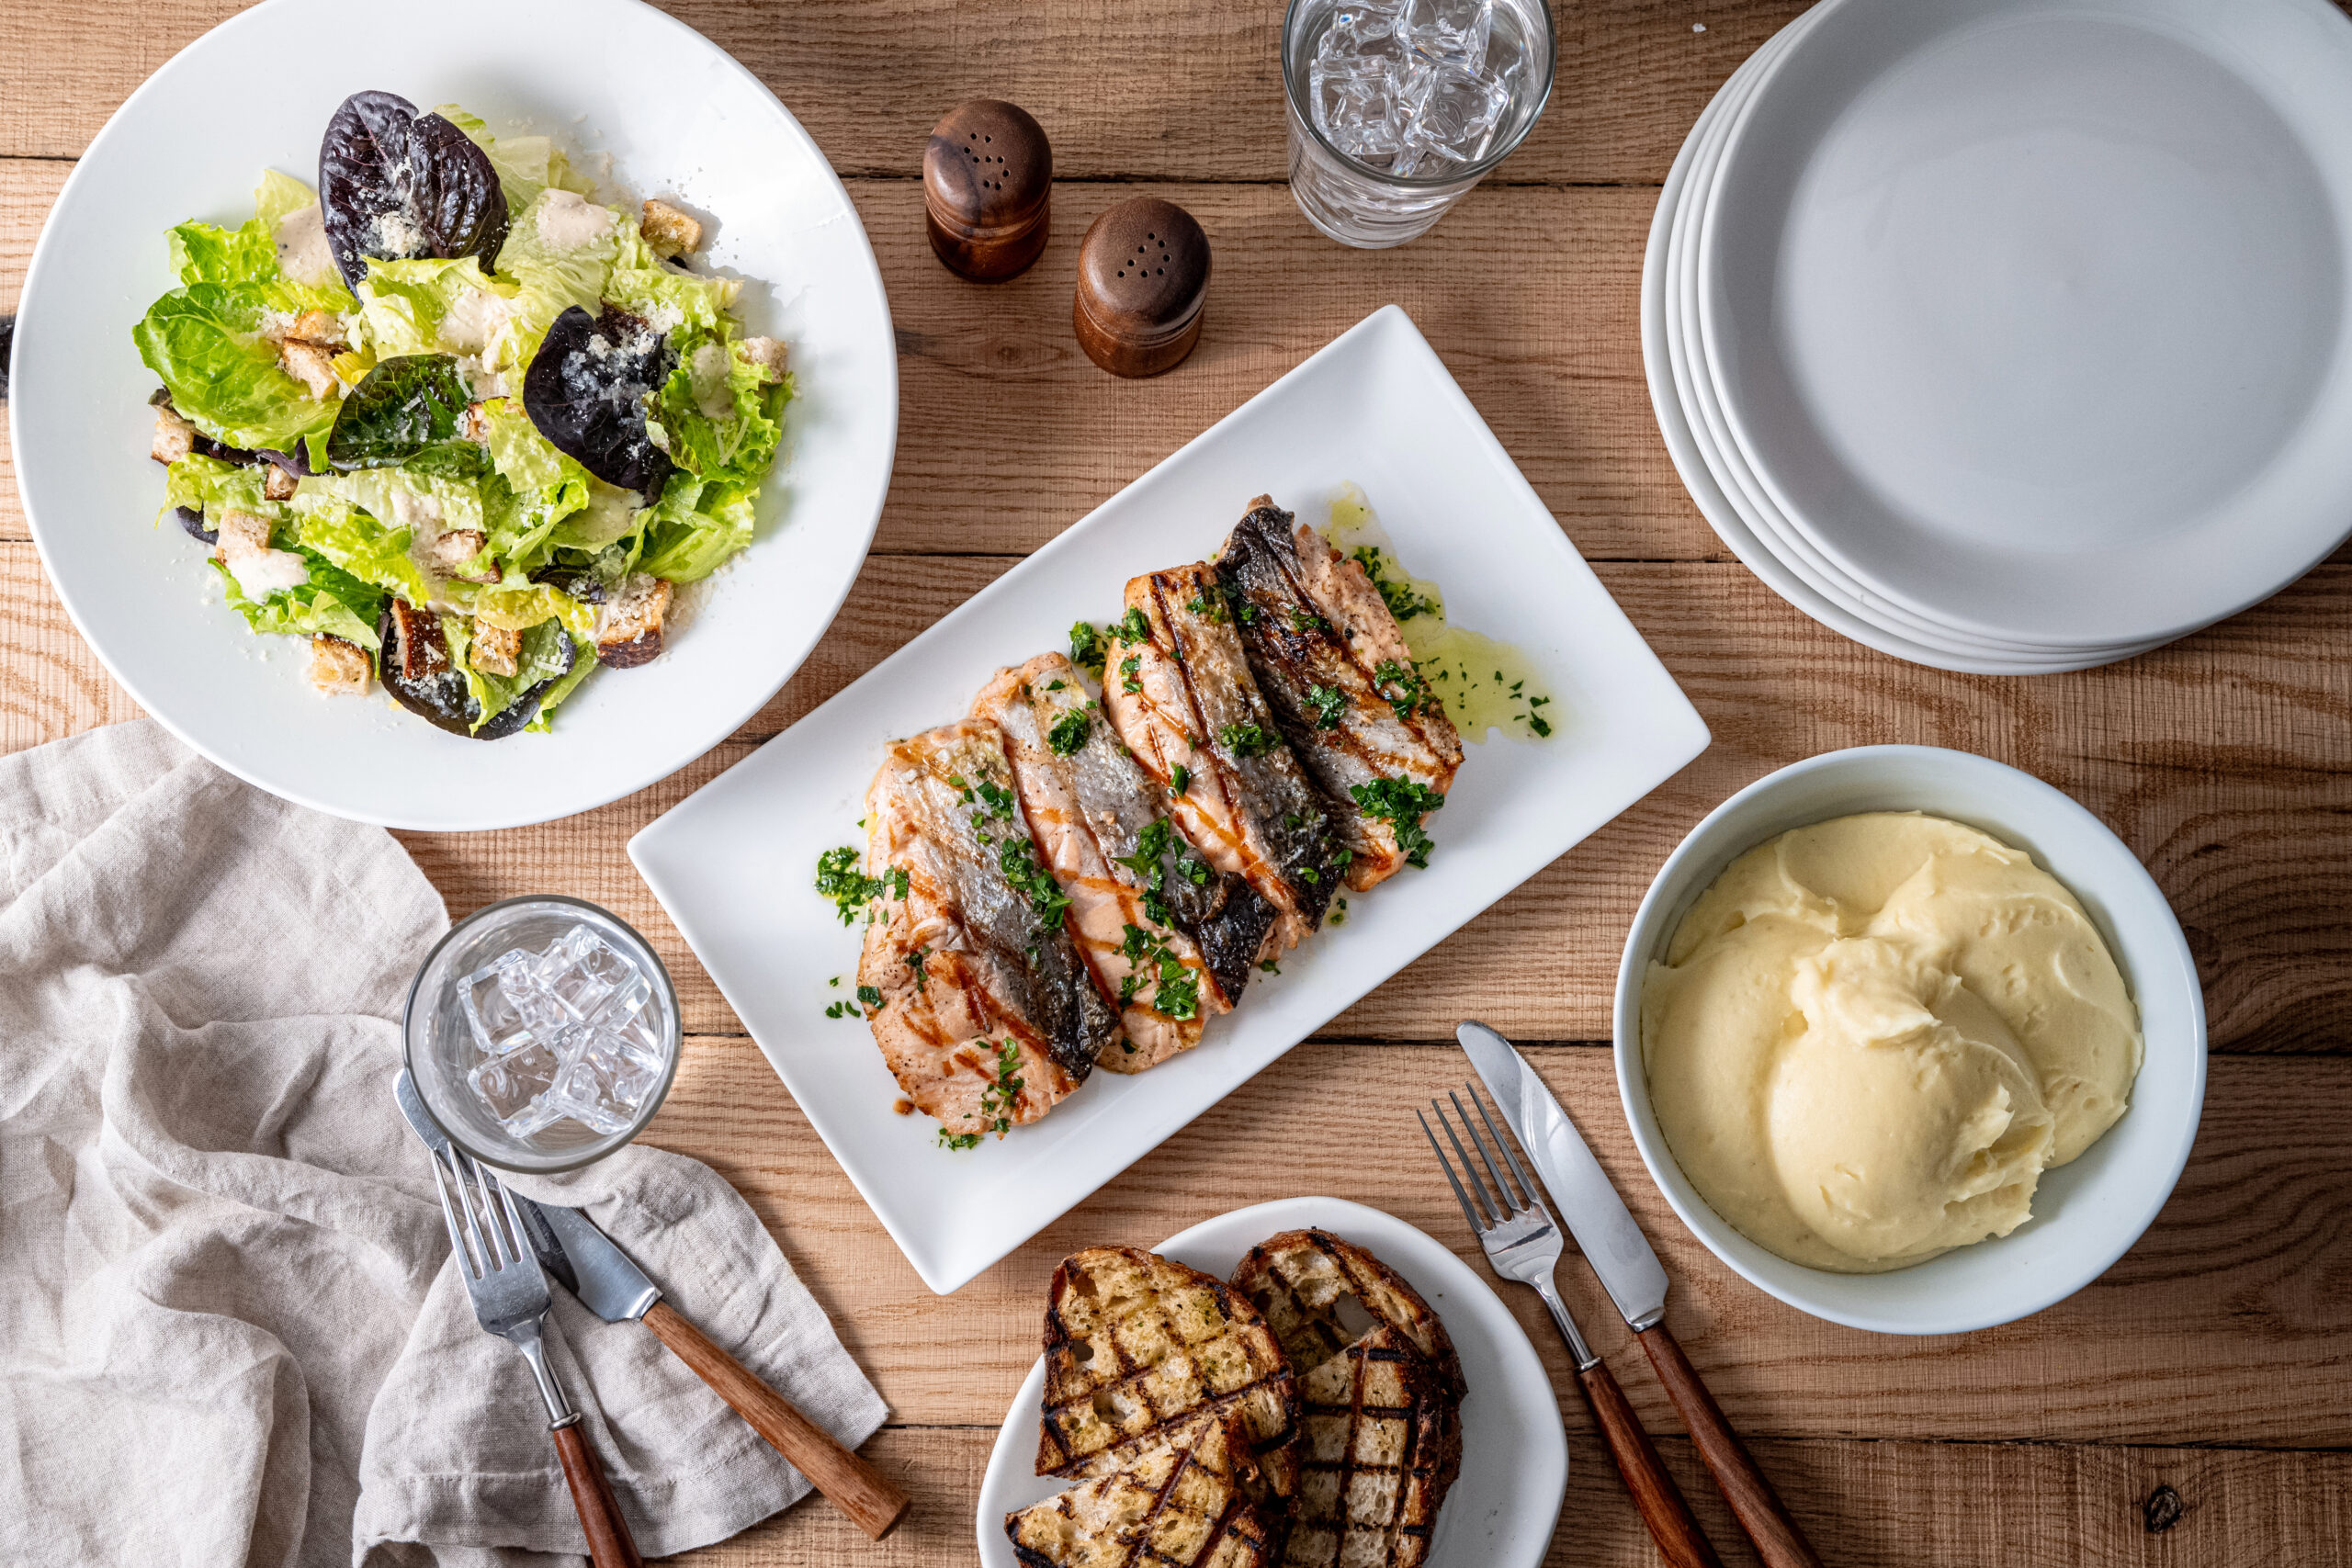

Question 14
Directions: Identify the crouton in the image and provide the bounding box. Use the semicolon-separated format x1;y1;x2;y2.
735;335;789;384
469;617;522;677
594;573;673;668
289;309;345;348
279;338;341;400
152;404;197;464
263;464;299;502
639;198;703;258
309;635;372;697
212;509;275;559
424;529;499;583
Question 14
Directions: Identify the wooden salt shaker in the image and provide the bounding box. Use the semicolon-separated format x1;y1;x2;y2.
924;99;1052;281
1074;197;1211;378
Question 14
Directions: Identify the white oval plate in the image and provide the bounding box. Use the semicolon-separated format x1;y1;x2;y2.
1700;0;2352;648
973;1198;1568;1568
10;0;897;829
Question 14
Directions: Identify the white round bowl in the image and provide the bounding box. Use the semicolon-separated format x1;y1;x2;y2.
1611;746;2207;1334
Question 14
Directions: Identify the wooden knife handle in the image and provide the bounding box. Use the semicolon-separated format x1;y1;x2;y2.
1577;1357;1724;1568
641;1299;910;1540
1638;1325;1824;1568
550;1417;644;1568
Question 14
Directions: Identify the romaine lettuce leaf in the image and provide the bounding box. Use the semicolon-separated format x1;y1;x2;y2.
523;637;598;733
435;106;596;215
603;224;740;339
545;479;645;556
300;466;487;542
458;618;578;731
633;471;755;582
163;453;285;525
211;548;383;649
134;285;339;453
254;170;317;233
290;491;437;605
357;257;518;358
650;340;786;481
492;188;621;370
480;397;590;494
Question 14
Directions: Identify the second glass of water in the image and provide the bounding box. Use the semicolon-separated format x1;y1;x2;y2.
1284;0;1555;248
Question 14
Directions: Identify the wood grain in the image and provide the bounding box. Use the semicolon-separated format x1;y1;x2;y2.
1638;1325;1822;1568
1577;1357;1724;1568
552;1417;649;1568
660;1424;2352;1567
639;1037;2352;1447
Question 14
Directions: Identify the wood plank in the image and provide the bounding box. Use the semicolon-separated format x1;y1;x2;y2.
642;1040;2352;1446
1;541;2344;1047
655;1425;2352;1567
0;1;1812;184
0;164;1713;561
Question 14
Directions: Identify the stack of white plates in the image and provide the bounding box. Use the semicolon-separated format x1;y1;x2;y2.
1643;0;2352;674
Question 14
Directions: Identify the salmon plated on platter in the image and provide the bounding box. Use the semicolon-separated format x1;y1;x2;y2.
827;495;1499;1149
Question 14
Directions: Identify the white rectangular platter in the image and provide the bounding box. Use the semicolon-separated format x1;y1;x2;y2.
630;306;1709;1292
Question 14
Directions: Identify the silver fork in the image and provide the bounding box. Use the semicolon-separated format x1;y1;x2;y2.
1422;1086;1724;1568
428;1145;644;1568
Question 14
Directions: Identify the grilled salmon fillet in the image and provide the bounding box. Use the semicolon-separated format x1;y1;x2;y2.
974;655;1224;1072
857;719;1121;1135
1037;1247;1301;1497
1098;565;1345;955
1005;1406;1283;1568
1284;1326;1459;1568
1218;499;1462;893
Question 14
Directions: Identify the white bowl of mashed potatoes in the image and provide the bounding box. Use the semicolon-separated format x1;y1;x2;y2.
1612;747;2206;1334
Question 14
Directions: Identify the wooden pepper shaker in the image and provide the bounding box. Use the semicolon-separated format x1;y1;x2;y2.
924;99;1052;281
1073;197;1210;378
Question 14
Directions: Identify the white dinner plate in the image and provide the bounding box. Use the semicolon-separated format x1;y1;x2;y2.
630;306;1710;1293
972;1198;1568;1568
9;0;897;829
1700;0;2352;648
1664;7;2156;669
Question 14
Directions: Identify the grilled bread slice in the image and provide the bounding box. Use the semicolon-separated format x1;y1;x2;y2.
1229;1229;1466;1403
1284;1326;1461;1568
1007;1406;1283;1568
1037;1247;1301;1495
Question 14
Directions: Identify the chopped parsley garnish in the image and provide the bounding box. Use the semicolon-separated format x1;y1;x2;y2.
1287;605;1329;635
1350;776;1447;868
1069;620;1107;676
1529;713;1553;738
1306;683;1347;729
856;985;883;1011
1112;606;1152;645
1184;586;1228;623
1112;818;1210;930
906;945;932;992
1373;659;1435;722
1329;897;1349;927
938;1129;982;1150
1216;721;1279;759
1170;764;1192;795
973;777;1017;820
1046;678;1067;692
822;999;859;1019
1115;922;1201;1021
999;836;1072;930
1047;709;1091;755
1260;959;1281;975
1351;544;1441;622
976;1037;1025;1136
815;846;904;925
1119;654;1143;694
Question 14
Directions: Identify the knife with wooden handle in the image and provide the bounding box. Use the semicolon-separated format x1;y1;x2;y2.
393;1072;909;1541
1456;1021;1825;1568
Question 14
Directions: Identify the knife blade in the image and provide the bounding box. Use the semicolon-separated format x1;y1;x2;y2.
390;1068;910;1540
1456;1020;1671;1331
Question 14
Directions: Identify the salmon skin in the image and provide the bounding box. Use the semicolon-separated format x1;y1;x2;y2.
975;654;1234;1072
1217;496;1463;892
857;719;1121;1135
1100;562;1345;953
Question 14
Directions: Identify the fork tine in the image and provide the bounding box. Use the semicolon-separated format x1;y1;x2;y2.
1431;1096;1503;1225
1418;1108;1490;1235
1449;1089;1524;1215
488;1169;533;1274
425;1151;481;1279
450;1149;502;1271
1467;1086;1543;1222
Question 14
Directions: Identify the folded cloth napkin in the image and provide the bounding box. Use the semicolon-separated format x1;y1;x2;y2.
0;722;887;1567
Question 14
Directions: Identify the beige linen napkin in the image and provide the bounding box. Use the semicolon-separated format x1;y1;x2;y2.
0;722;887;1567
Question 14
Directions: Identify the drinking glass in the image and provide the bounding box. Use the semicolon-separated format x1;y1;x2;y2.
1284;0;1556;248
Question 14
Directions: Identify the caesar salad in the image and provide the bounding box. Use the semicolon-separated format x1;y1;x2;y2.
135;91;792;739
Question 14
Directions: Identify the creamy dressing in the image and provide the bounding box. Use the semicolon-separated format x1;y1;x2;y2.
1320;484;1555;742
568;480;645;547
272;204;336;286
688;341;734;420
438;286;514;355
227;548;311;599
535;188;614;250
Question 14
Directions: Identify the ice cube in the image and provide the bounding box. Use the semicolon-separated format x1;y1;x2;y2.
1404;0;1493;67
588;967;652;1029
545;1050;647;1135
460;952;539;1055
532;925;631;1021
1313;55;1413;157
1402;56;1512;163
469;1036;563;1137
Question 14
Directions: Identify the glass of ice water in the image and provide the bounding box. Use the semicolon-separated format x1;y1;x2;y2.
404;896;682;1174
1284;0;1555;247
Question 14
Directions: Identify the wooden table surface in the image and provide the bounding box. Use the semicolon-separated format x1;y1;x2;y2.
6;3;2350;1562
